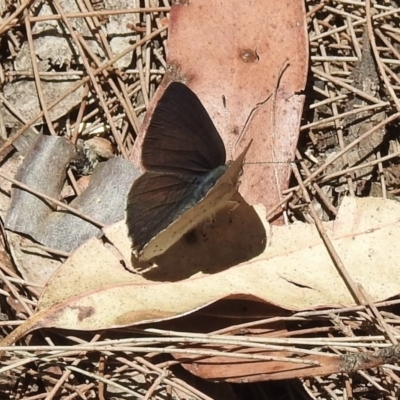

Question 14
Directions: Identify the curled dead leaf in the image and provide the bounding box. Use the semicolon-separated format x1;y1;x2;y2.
2;197;400;349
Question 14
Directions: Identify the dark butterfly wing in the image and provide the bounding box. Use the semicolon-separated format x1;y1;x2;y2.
142;82;226;175
126;166;227;252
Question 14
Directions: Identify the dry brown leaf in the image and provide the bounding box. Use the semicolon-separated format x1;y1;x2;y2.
175;343;400;382
131;0;308;214
2;196;400;347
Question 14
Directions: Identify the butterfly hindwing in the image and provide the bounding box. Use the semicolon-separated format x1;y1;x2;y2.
126;167;226;252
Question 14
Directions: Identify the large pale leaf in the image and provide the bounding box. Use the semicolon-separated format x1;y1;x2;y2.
2;196;400;347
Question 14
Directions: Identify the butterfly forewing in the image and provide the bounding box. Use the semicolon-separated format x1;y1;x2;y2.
142;82;226;175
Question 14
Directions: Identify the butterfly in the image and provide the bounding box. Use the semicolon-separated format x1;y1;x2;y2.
126;82;251;261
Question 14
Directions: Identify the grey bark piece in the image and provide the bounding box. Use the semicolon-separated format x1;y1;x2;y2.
5;135;77;235
12;125;40;156
6;135;141;253
40;157;140;252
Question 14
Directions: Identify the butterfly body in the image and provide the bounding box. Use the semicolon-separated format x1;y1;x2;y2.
126;82;250;261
